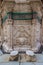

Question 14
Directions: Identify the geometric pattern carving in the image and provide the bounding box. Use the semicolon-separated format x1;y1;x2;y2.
13;25;31;49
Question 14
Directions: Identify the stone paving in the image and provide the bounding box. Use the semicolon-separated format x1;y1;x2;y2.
0;62;43;65
0;54;43;65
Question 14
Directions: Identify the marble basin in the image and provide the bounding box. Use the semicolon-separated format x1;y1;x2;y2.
10;51;18;56
26;50;35;56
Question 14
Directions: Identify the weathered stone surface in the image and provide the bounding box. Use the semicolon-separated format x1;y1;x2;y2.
0;0;42;53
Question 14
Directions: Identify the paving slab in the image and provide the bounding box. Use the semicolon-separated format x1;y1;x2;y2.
20;62;34;65
35;54;43;62
34;62;43;65
0;54;10;63
0;62;19;65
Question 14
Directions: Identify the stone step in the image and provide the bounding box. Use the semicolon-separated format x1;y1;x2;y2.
34;62;43;65
21;62;43;65
0;54;43;63
21;62;34;65
0;62;19;65
0;62;43;65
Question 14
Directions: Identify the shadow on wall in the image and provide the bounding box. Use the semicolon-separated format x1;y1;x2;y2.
41;0;43;3
0;45;43;54
35;45;43;54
